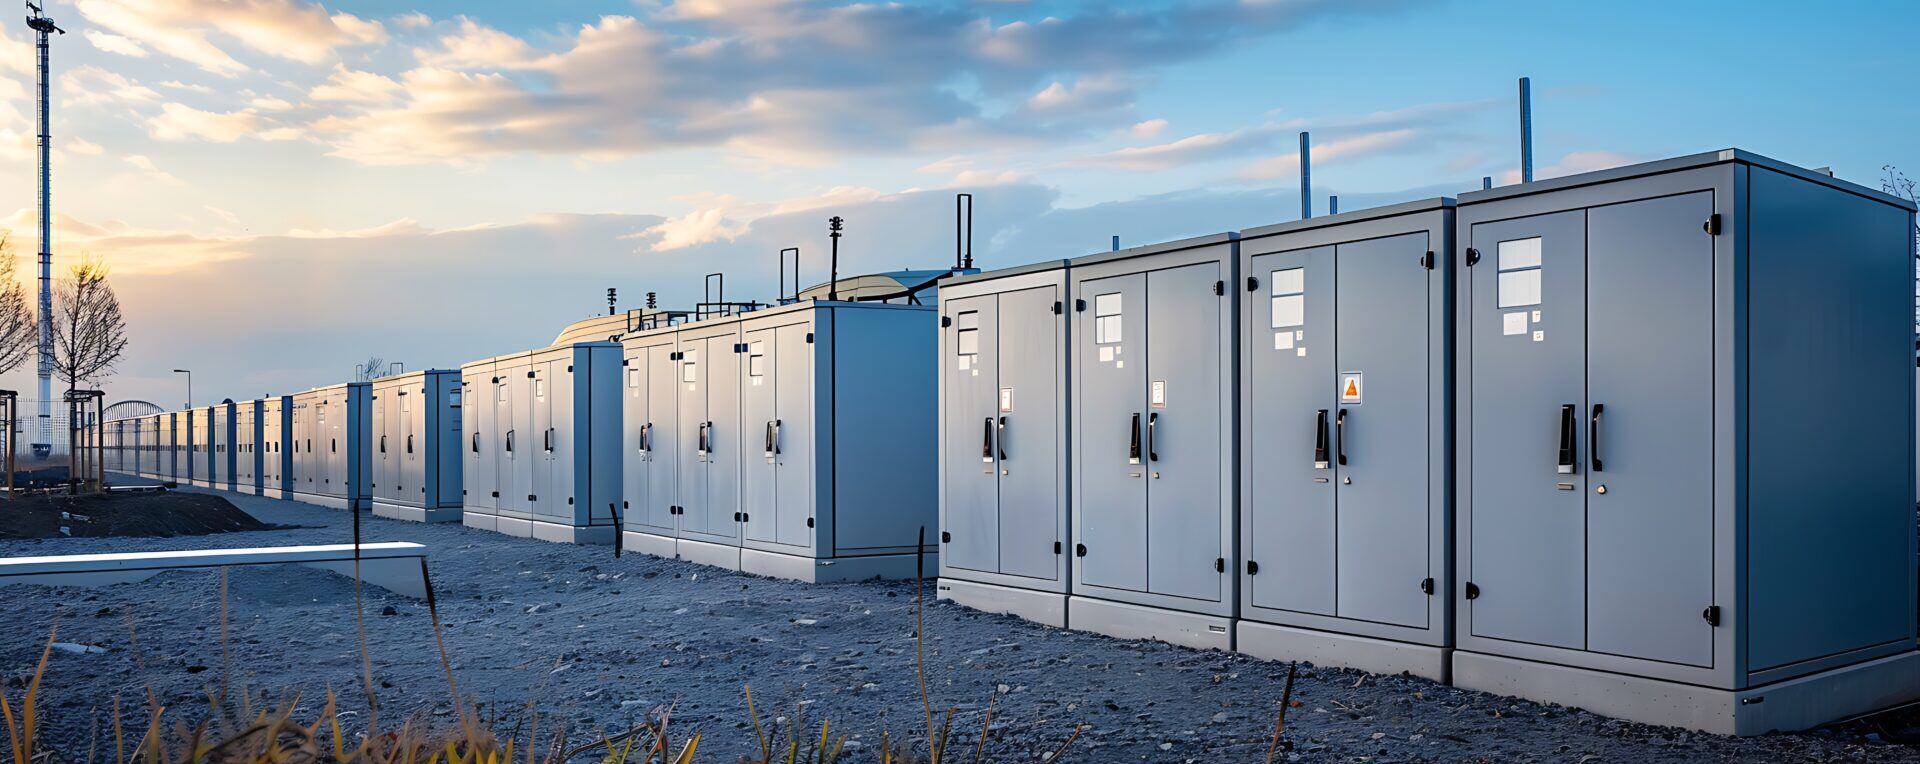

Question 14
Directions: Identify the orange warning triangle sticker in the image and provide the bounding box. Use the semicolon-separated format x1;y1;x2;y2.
1344;379;1360;398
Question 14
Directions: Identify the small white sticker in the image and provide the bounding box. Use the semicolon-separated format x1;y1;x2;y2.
1503;312;1528;336
1295;330;1304;340
1532;309;1542;323
999;387;1014;413
1339;372;1364;405
1115;360;1125;368
958;355;971;370
1532;330;1545;342
1275;332;1295;350
1099;346;1114;362
1296;347;1306;357
752;377;763;386
1150;380;1167;408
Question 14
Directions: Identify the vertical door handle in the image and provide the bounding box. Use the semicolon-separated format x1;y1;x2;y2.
406;435;414;454
996;416;1007;461
766;420;777;458
981;417;994;463
1127;413;1142;464
1313;409;1330;469
330;438;336;453
379;435;386;453
772;419;781;455
1335;408;1347;466
1590;403;1604;472
640;422;652;454
1556;404;1577;474
471;431;479;453
1147;412;1159;462
506;430;515;452
544;427;554;453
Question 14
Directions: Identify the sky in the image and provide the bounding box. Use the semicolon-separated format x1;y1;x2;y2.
0;0;1913;410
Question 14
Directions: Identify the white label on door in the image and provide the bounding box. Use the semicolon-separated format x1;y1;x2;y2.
999;387;1013;413
1150;380;1167;408
1296;347;1306;357
1532;309;1542;323
1533;330;1545;342
1503;311;1528;336
1339;372;1363;405
1099;346;1113;363
1275;332;1295;350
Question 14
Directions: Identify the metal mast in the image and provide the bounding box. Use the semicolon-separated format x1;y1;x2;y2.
26;2;61;459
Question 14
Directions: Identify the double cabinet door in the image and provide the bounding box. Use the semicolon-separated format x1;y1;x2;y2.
1244;231;1433;630
1467;192;1715;668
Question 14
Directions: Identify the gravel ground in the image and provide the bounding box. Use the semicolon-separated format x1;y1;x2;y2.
3;484;1918;762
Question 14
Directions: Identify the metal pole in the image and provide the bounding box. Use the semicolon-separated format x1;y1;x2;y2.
2;393;13;499
827;216;844;302
175;369;191;409
1519;77;1533;183
28;5;61;462
1111;235;1120;252
1329;195;1339;216
1483;176;1493;190
1299;131;1312;220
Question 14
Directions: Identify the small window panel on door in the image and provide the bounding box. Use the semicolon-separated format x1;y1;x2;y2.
683;350;699;384
748;341;767;383
954;311;980;371
1094;294;1122;344
1497;237;1543;308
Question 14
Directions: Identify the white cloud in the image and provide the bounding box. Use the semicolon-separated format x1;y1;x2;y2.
204;206;241;225
73;0;391;75
158;80;213;94
393;12;434;30
62;66;160;104
1240;128;1424;180
1073;126;1283;172
84;30;148;58
641;207;748;251
1130;119;1168;138
308;64;405;103
149;103;288;143
1499;150;1639;185
413;17;547;70
67;138;105;156
251;96;295;111
121;154;186;186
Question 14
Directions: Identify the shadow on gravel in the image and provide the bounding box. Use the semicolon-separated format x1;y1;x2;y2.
0;490;296;539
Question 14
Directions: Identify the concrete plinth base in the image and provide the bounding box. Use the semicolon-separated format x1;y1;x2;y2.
741;548;933;583
488;515;613;545
936;578;1067;628
462;511;497;532
290;491;359;510
373;502;463;523
678;537;742;570
1068;596;1232;652
620;530;676;560
1236;620;1449;683
262;487;288;499
1453;649;1920;735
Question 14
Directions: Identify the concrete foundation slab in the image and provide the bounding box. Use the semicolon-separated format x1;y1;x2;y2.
1237;620;1449;683
1068;596;1233;652
741;549;933;583
937;578;1067;628
1453;649;1920;735
677;537;742;570
373;502;462;523
621;531;676;560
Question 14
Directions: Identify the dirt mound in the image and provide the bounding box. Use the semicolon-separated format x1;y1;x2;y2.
0;490;278;539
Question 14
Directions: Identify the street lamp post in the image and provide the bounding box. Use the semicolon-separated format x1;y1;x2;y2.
173;369;190;410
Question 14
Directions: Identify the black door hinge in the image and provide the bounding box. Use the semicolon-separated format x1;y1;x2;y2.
1464;581;1480;600
941;316;952;328
1051;301;1062;315
806;517;814;528
739;513;748;523
1246;276;1259;292
1214;557;1225;573
1074;298;1087;312
1420;251;1435;270
1053;541;1062;554
805;332;814;344
941;530;951;543
622;359;630;366
1246;560;1259;575
526;371;535;378
1465;247;1481;267
733;511;742;522
1703;605;1720;627
1074;543;1087;557
1704;214;1721;236
1213;280;1225;296
1420;577;1435;595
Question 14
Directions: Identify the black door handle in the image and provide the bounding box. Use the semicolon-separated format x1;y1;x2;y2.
982;417;994;463
406;434;414;454
1147;412;1159;462
506;430;514;452
379;435;386;453
772;419;781;455
1557;404;1577;474
545;427;554;453
1313;409;1330;468
996;416;1007;461
640;422;651;453
1335;408;1347;466
1590;403;1604;472
766;420;777;457
1128;413;1142;464
472;432;479;453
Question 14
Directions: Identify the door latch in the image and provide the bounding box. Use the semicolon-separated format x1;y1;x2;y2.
1464;582;1480;600
1703;605;1720;627
1420;577;1435;595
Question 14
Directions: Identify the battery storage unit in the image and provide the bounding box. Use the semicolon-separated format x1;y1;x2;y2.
1069;234;1239;650
1451;150;1920;734
460;342;622;544
185;409;206;487
260;396;292;498
207;401;235;491
234;399;261;494
140;413;162;479
620;301;939;582
170;410;192;485
289;383;371;510
936;261;1073;626
370;370;464;523
1234;199;1454;681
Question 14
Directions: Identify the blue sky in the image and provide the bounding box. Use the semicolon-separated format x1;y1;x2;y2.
0;0;1911;407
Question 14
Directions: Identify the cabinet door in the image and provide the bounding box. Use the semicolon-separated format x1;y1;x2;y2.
707;333;742;542
372;397;388;496
997;286;1062;580
1468;211;1587;649
645;343;680;532
530;365;555;517
466;380;495;509
676;340;708;535
506;368;534;513
1144;262;1225;602
402;389;420;495
1585;192;1715;667
622;350;654;531
943;296;999;572
547;359;577;521
743;328;781;544
1334;232;1433;628
773;323;815;548
1246;246;1336;615
1077;273;1148;592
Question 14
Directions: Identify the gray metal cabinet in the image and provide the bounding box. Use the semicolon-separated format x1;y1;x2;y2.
260;396;290;497
460;343;621;543
1235;200;1453;679
1452;150;1920;735
936;262;1072;626
459;361;498;519
209;402;234;491
372;370;462;522
234;400;260;494
675;326;743;553
289;383;368;510
174;410;193;484
1068;234;1237;647
621;334;679;550
738;314;819;553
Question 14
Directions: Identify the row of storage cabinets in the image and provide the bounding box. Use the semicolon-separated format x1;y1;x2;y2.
455;301;935;580
935;150;1920;735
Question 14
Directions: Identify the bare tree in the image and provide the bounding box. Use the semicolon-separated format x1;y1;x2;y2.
357;356;385;382
1886;166;1920;343
50;255;129;396
0;234;38;375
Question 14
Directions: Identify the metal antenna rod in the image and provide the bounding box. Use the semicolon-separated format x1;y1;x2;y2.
1111;235;1120;252
27;1;62;460
1298;131;1312;220
827;216;844;302
780;247;800;303
1328;195;1339;216
955;193;973;271
1519;76;1533;183
1483;176;1493;190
